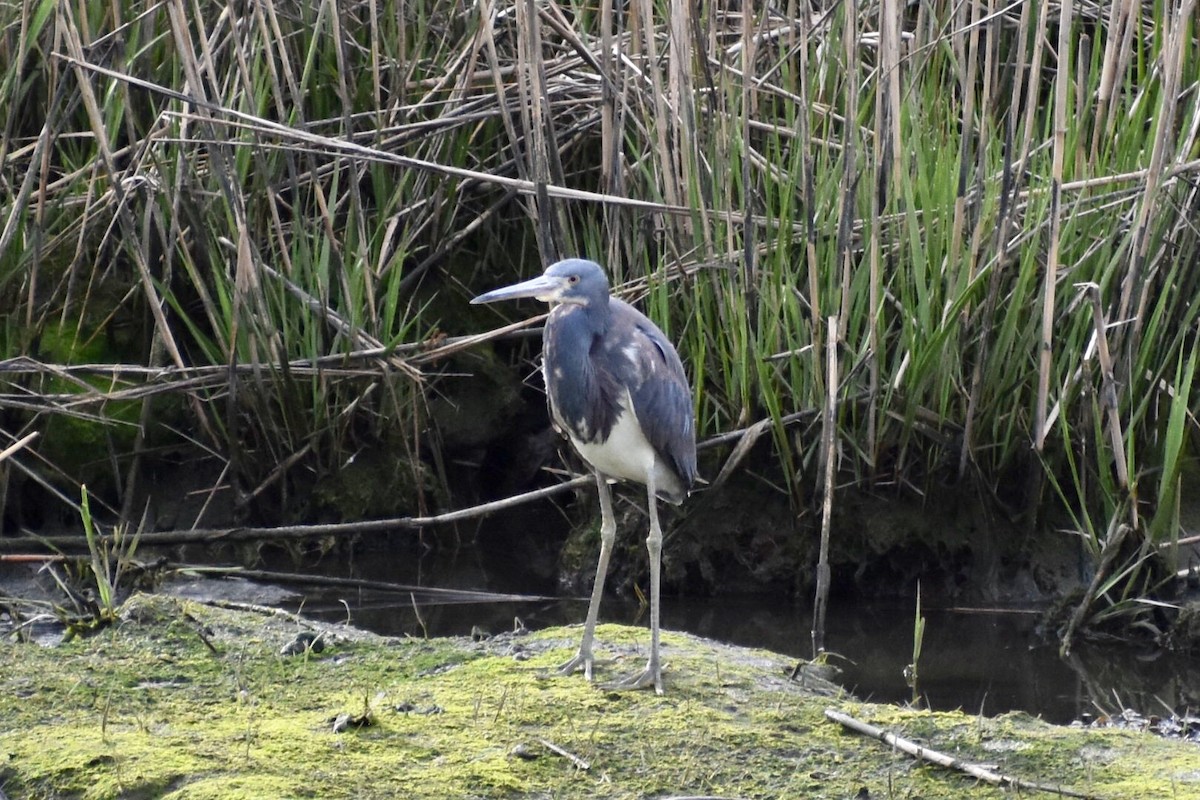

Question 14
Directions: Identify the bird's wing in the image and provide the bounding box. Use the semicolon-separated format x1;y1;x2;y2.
625;311;698;491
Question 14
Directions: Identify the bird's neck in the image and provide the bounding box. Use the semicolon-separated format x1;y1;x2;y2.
546;302;607;360
543;301;615;443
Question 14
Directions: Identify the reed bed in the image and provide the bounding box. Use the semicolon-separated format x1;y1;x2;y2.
1;0;1198;632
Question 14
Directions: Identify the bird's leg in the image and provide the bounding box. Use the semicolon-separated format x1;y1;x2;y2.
557;471;616;681
646;485;664;693
603;476;664;694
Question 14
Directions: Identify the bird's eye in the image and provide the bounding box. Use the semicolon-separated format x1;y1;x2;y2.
568;275;580;284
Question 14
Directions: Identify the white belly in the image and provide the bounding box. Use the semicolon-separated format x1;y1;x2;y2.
572;408;657;484
568;400;685;502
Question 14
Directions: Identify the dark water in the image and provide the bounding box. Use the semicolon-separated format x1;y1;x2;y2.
232;539;1195;726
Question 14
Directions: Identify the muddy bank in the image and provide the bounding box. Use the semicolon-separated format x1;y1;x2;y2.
0;439;1086;607
2;593;1197;799
5;396;1198;642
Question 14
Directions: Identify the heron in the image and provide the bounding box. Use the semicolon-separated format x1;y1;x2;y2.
471;258;697;693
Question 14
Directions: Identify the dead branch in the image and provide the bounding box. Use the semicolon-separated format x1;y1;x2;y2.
536;738;591;770
1060;522;1132;658
0;432;38;464
0;474;591;552
177;565;552;605
824;708;1105;799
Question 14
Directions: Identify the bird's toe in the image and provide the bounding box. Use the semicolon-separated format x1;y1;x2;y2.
600;666;663;694
555;650;594;680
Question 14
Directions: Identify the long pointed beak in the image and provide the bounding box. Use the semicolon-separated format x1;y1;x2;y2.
470;274;567;305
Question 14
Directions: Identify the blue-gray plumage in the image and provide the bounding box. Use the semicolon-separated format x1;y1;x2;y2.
471;258;696;693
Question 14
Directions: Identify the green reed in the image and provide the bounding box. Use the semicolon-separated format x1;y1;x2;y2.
1;0;1197;632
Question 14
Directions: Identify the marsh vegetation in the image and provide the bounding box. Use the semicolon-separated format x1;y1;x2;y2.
1;0;1199;655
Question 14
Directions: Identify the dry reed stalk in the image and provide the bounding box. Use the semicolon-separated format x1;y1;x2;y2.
950;0;998;345
1015;0;1049;171
598;0;622;269
811;315;839;656
0;88;58;271
59;1;195;399
1091;0;1127;161
233;3;302;307
946;0;979;317
794;3;823;378
480;0;530;194
42;54;791;236
881;0;902;182
1083;284;1131;497
366;0;382;121
516;0;559;261
327;0;377;328
119;168;169;522
1117;0;1196;347
836;0;859;339
634;0;681;247
960;109;1022;476
740;0;757;308
257;0;302;114
867;0;898;464
1105;0;1141;148
1074;34;1090;177
170;0;278;385
671;0;701;249
1033;0;1073;453
962;0;998;298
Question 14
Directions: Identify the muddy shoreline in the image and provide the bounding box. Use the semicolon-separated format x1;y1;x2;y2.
3;593;1197;799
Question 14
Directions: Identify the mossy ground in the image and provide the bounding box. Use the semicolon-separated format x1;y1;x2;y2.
1;594;1196;799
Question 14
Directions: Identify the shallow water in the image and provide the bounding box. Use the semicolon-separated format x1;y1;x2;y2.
240;540;1192;726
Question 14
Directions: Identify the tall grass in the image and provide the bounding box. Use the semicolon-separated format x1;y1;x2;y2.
1;0;1197;631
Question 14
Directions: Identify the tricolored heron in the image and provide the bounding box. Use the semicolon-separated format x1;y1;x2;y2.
472;258;697;693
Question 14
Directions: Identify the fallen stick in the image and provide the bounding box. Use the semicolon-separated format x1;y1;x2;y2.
0;474;592;552
174;565;552;605
824;709;1104;799
536;737;590;771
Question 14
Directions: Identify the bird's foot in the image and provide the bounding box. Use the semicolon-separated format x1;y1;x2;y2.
556;649;596;681
600;663;663;695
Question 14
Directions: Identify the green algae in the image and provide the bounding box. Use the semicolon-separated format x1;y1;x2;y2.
2;594;1197;799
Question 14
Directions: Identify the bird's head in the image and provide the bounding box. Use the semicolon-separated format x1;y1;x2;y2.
470;258;610;308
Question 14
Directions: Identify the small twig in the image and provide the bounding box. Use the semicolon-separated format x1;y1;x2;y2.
707;417;772;492
824;709;1105;799
182;612;221;656
536;737;590;770
0;431;38;464
409;592;428;640
1165;533;1200;549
